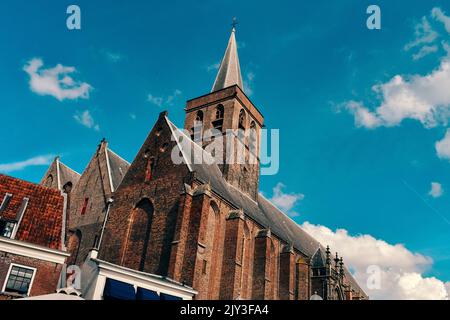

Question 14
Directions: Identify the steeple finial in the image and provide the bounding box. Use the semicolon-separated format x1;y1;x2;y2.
231;17;238;31
211;20;244;93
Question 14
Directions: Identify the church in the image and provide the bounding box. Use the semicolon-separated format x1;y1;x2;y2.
0;26;367;300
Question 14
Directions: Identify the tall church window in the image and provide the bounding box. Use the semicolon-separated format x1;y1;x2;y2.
122;198;154;271
249;121;257;155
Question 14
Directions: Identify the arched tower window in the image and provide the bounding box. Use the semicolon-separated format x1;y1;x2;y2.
215;104;224;120
212;105;225;133
249;121;257;155
192;111;204;142
238;109;246;130
122;198;154;271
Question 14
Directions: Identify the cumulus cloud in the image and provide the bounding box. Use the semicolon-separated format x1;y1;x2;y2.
147;89;182;107
270;183;304;217
301;222;450;300
429;182;443;198
436;129;450;160
0;155;54;173
23;58;92;101
74;110;99;131
344;56;450;129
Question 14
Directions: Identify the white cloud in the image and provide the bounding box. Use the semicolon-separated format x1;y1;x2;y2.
74;110;100;131
432;8;450;34
404;17;438;55
23;58;92;101
207;62;220;72
0;155;54;173
243;71;255;96
412;45;439;60
436;129;450;160
301;222;450;300
147;89;182;107
101;49;124;63
429;182;443;198
344;56;450;129
270;183;304;217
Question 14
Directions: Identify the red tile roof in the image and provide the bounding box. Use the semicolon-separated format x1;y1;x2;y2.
0;174;64;250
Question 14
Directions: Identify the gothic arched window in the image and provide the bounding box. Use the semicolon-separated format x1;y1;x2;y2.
192;111;204;142
238;109;246;130
122;198;154;271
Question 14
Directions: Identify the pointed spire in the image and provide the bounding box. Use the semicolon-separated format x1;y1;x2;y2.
211;20;244;93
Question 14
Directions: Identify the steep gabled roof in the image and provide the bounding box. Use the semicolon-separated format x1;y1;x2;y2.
41;157;81;191
165;116;367;297
0;174;65;250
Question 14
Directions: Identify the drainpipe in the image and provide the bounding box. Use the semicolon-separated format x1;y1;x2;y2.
97;198;114;250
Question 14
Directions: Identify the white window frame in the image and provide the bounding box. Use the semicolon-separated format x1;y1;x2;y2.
1;263;37;296
0;193;12;212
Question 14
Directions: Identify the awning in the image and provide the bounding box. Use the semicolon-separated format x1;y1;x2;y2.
136;287;159;301
160;293;182;300
103;279;136;300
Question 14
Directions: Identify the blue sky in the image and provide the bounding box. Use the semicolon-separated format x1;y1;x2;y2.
1;0;449;299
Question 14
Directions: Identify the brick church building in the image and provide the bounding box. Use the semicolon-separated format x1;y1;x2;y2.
1;26;367;300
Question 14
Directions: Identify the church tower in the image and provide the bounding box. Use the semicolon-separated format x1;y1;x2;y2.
184;25;264;200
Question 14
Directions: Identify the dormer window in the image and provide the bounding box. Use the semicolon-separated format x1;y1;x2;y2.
0;193;12;213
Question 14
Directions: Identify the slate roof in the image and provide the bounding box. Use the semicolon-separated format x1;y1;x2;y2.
166;117;367;297
0;174;65;250
106;148;130;191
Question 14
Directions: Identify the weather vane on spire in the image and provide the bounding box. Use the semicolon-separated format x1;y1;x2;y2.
231;17;238;30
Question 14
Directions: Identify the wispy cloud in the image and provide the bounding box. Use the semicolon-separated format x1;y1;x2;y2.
207;62;220;72
429;182;444;198
101;49;125;63
243;71;255;96
147;89;182;107
432;8;450;34
302;222;450;300
23;58;92;101
404;17;438;59
269;183;304;217
74;110;100;131
0;155;55;173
